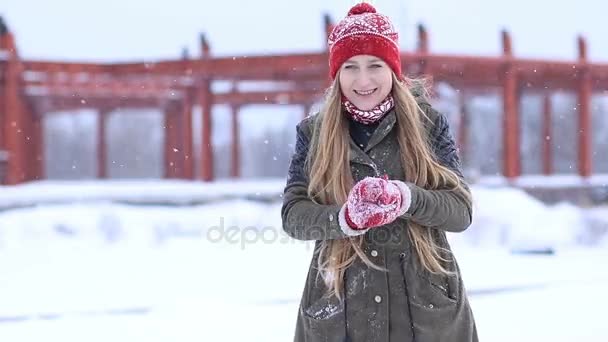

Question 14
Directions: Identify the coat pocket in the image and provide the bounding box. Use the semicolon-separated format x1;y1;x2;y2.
403;262;460;341
404;250;459;309
300;297;346;342
415;230;461;304
417;268;459;304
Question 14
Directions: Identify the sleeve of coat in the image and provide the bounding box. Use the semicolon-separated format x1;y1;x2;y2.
403;106;473;233
281;121;354;241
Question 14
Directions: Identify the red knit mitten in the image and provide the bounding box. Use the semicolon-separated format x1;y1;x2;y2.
344;176;403;229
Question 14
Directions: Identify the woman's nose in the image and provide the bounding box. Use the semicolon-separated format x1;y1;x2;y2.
353;72;373;87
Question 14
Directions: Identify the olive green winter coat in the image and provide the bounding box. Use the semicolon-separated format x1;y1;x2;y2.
281;98;478;342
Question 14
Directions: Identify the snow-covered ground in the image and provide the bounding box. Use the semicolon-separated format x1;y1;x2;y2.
1;181;607;341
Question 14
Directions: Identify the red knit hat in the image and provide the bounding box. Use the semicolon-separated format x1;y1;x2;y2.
328;3;402;80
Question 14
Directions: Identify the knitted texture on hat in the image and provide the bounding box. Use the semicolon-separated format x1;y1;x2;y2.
328;3;401;80
342;94;395;125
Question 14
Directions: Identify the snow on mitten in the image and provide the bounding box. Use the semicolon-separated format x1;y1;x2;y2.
346;201;400;229
338;176;405;234
354;176;403;210
387;180;412;216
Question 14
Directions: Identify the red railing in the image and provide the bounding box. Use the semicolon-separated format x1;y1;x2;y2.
0;16;606;184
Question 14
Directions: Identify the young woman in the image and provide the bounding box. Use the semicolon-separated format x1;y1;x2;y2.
281;3;477;342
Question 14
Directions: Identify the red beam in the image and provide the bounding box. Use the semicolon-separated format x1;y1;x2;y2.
31;96;166;113
4;26;608;185
18;53;608;94
24;74;194;90
22;53;329;79
21;61;107;74
213;89;323;106
24;82;183;99
30;89;323;114
416;54;505;88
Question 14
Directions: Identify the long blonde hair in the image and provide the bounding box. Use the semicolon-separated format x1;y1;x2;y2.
306;73;471;300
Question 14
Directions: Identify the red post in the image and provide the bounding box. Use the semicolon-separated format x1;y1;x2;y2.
502;29;513;57
0;19;5;159
31;115;44;181
199;85;213;181
417;23;429;54
323;14;334;88
0;17;7;165
164;101;182;178
577;35;592;178
501;30;520;179
542;94;553;175
230;104;241;178
180;46;194;180
578;35;588;63
19;100;32;181
1;29;27;184
323;13;334;43
0;68;4;156
182;90;194;180
97;109;108;179
199;33;214;181
23;102;43;181
457;91;468;163
416;24;429;77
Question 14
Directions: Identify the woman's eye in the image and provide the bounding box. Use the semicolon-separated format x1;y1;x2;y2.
370;64;382;68
344;65;356;69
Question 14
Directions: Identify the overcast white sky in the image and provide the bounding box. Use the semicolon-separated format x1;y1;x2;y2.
0;0;603;63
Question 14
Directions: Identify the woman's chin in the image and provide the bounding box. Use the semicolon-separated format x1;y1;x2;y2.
351;100;379;111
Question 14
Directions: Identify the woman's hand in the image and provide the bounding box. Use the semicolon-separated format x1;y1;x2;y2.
342;176;411;229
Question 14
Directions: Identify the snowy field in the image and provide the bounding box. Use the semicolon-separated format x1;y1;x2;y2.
1;180;608;341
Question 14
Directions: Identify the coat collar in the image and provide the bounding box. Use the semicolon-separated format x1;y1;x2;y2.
348;109;397;169
363;109;397;153
348;109;397;153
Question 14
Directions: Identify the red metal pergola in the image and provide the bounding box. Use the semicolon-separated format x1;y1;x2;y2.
0;16;606;185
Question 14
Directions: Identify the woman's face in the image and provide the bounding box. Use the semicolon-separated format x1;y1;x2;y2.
338;55;393;111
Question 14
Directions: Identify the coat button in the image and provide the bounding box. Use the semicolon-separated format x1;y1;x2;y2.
370;250;378;257
374;295;382;303
399;252;406;260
